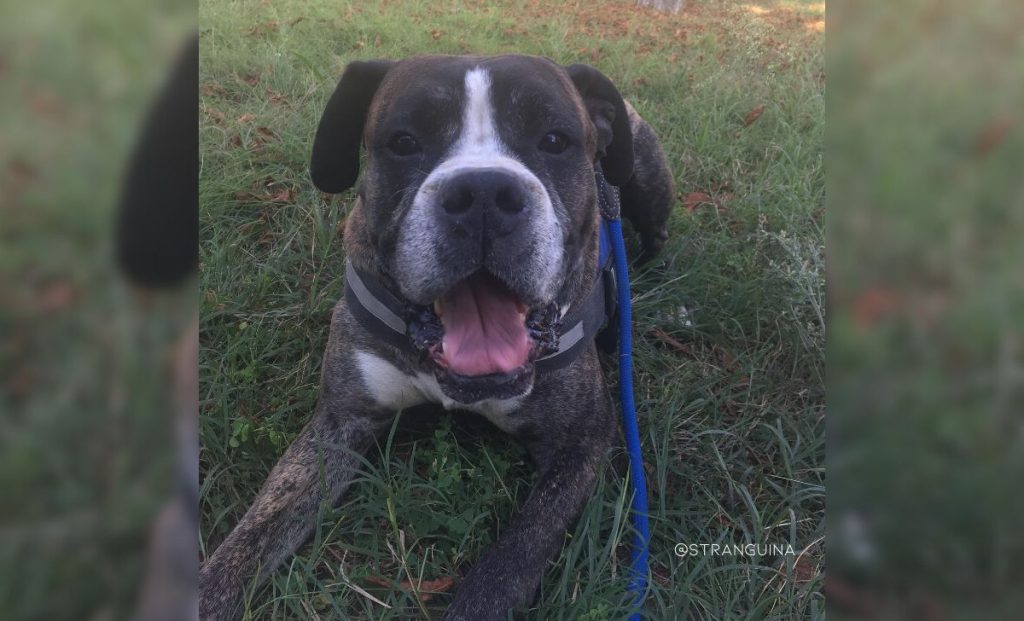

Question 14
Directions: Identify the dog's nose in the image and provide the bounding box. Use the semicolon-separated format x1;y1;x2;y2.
438;169;528;237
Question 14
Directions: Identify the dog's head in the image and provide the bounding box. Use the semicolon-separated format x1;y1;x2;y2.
311;55;633;403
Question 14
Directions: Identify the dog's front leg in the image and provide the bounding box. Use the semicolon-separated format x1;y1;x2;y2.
443;441;608;620
444;367;616;620
199;394;389;621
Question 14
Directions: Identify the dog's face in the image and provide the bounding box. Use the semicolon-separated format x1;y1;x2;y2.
310;55;633;403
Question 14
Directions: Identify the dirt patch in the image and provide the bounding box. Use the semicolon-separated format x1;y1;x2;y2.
515;0;823;47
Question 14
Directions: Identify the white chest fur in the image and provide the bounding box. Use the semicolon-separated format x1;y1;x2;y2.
354;350;526;433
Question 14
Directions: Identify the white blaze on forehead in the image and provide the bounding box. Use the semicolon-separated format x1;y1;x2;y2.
394;64;565;305
459;68;503;154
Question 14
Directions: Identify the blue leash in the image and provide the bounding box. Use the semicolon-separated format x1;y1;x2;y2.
597;168;651;620
609;219;651;620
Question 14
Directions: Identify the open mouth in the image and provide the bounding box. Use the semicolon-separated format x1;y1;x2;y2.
405;271;560;403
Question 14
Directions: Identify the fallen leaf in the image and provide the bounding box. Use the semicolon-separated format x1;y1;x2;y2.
37;280;78;312
200;83;228;97
25;87;63;118
712;344;738;372
431;29;444;40
246;20;279;36
266;89;289;105
288;16;305;26
403;576;454;595
365;575;454;603
743;103;766;127
365;576;390;589
683;192;712;213
237;113;256;124
7;159;37;182
243;72;260;86
973;115;1016;158
791;553;815;583
204;107;226;124
270;188;292;203
852;287;900;329
256;126;276;138
650;327;692;356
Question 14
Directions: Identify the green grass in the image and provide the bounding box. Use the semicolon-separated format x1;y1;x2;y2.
1;1;192;618
827;1;1024;616
199;0;824;618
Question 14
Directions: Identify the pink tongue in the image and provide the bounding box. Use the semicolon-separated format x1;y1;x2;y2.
440;273;530;376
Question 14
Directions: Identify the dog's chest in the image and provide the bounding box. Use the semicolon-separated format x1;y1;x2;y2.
354;350;526;432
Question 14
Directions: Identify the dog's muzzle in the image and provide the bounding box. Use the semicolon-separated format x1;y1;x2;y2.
437;168;532;242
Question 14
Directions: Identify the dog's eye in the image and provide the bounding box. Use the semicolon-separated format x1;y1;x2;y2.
538;131;570;155
387;133;421;156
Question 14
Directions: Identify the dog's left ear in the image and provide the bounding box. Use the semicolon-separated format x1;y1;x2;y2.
310;59;396;193
565;63;634;186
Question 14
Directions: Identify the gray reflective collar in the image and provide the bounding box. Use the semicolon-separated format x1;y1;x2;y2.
345;262;406;335
343;255;614;373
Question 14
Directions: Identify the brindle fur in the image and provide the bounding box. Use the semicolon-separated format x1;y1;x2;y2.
622;101;676;263
200;55;673;620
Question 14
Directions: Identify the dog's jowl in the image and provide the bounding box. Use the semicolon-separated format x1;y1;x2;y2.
200;55;674;620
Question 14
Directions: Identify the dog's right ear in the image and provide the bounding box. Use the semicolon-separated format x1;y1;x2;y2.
565;63;634;187
310;60;395;194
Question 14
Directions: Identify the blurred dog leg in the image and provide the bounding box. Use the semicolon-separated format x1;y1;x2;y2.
113;33;199;621
132;317;198;621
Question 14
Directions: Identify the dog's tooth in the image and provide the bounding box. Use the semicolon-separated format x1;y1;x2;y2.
433;301;442;316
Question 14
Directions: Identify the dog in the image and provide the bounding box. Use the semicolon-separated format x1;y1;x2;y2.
200;54;674;620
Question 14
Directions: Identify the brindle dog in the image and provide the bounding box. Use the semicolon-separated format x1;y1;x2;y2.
200;55;674;620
